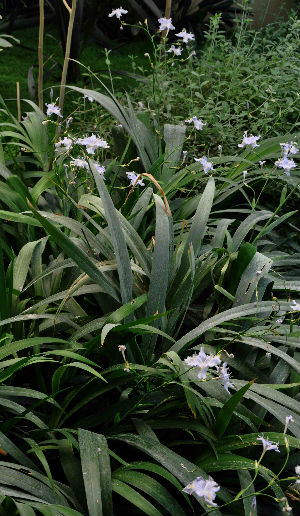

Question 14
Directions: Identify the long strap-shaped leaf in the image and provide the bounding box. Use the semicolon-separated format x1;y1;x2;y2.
161;124;186;182
233;251;273;306
171;301;292;353
28;202;119;301
90;162;133;305
111;433;221;515
78;429;113;516
142;194;171;361
68;86;156;170
186;177;215;258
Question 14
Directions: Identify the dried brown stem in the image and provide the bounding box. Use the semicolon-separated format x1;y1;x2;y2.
124;172;171;216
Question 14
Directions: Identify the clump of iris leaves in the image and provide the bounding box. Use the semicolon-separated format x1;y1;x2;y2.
0;8;299;516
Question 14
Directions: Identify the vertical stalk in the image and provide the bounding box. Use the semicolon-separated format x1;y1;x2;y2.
38;0;44;110
58;0;77;121
16;82;21;122
162;0;172;38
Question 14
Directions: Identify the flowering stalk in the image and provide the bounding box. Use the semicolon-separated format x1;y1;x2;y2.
57;0;77;135
38;0;44;110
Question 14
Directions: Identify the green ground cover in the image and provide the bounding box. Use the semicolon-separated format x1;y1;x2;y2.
0;22;150;114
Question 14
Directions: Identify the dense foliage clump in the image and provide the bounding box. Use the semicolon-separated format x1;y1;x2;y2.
0;5;299;516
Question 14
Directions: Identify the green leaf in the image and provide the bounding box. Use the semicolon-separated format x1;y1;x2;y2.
232;211;271;251
186;177;215;258
238;470;257;516
161;124;186;182
113;470;186;515
28;202;119;300
0;433;39;471
13;240;44;293
78;429;113;516
142;194;171;361
171;301;291;354
0;464;67;505
112;478;162;516
213;381;255;437
14;502;37;516
0;337;77;361
233;252;272;306
90;162;133;305
111;434;221;514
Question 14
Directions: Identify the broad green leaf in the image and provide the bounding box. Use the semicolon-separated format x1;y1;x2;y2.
0;464;67;505
90;162;133;305
28;203;119;300
112;478;162;516
214;381;255;437
142;194;171;361
171;301;291;353
113;470;186;515
111;433;221;515
233;252;272;306
161;124;186;182
0;337;77;360
78;429;112;516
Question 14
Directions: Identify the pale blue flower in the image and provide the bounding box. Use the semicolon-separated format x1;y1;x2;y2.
70;158;89;169
250;496;257;516
76;134;109;155
45;102;62;118
84;94;94;102
55;137;73;151
219;362;234;393
238;131;260;149
194;156;214;174
183;476;220;506
290;300;300;311
126;171;145;186
257;435;280;453
176;29;195;43
108;7;128;19
158;17;175;32
94;163;106;177
275;156;296;176
182;150;188;163
280;141;299;156
284;415;294;434
167;44;182;56
184;348;221;380
185;116;206;130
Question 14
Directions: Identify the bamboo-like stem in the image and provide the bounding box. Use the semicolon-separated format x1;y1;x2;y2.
57;0;77;135
38;0;44;110
62;0;71;13
16;82;21;122
162;0;172;38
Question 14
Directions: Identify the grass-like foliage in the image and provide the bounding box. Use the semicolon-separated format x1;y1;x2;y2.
0;5;299;516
